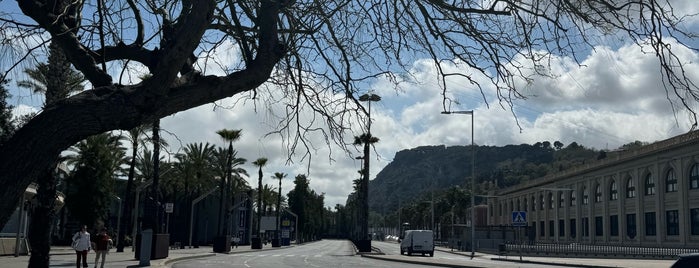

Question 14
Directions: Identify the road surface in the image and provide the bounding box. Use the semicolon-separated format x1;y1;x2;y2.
173;240;576;268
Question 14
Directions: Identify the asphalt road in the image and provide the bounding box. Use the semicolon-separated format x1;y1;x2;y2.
173;240;576;268
172;240;434;268
371;240;576;268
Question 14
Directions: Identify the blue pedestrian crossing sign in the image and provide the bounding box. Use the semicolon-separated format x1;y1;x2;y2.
512;211;527;227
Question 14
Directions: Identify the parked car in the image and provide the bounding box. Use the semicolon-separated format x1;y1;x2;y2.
670;253;699;268
399;230;434;257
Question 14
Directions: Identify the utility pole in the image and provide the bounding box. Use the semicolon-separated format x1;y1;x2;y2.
358;92;381;252
442;110;475;259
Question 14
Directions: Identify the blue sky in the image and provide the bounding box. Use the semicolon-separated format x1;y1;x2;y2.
2;1;699;208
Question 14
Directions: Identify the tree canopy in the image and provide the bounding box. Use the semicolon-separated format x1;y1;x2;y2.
0;0;697;227
0;77;14;144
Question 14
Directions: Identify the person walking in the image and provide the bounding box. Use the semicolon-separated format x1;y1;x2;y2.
72;225;91;268
92;228;112;268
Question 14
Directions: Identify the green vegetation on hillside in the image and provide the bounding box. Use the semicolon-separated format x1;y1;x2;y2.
365;141;605;229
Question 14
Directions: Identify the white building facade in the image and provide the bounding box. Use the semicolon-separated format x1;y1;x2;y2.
488;130;699;248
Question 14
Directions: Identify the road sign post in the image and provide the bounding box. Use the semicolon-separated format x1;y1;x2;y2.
512;211;527;227
165;203;173;233
511;211;526;261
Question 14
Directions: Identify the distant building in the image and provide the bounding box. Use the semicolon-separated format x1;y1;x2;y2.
0;183;65;255
488;130;699;248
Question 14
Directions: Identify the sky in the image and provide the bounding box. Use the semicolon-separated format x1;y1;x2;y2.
3;1;699;209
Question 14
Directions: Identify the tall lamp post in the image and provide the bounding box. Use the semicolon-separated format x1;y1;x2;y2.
114;196;122;247
441;110;475;259
132;180;153;252
358;92;381;252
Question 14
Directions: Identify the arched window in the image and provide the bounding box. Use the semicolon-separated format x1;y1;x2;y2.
595;183;602;203
570;190;576;207
666;169;678;192
626;177;636;198
645;173;655;195
548;192;554;209
523;198;528;212
559;192;565;208
582;186;589;205
610;179;618;200
540;194;545;210
690;164;699;190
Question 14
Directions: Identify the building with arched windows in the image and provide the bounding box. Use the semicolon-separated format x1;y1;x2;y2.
488;130;699;248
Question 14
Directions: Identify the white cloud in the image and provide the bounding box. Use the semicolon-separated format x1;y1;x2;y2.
5;10;699;208
11;104;38;119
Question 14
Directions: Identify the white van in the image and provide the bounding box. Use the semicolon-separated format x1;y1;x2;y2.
399;230;434;257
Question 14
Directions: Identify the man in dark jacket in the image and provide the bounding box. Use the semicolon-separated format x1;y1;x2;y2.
91;228;112;268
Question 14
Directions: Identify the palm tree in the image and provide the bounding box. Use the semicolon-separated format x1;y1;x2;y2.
150;119;163;232
16;50;84;106
215;129;242;236
273;172;287;239
135;149;155;181
117;124;150;251
252;157;268;244
176;142;216;246
64;133;126;228
260;184;277;214
230;173;251;194
353;133;379;241
212;148;248;238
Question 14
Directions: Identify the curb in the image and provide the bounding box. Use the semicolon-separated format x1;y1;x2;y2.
490;257;620;268
360;254;483;268
435;247;620;268
158;253;217;267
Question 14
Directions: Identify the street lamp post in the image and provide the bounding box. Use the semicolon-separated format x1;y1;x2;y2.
358;92;381;251
132;180;153;252
432;189;435;233
442;110;475;259
114;196;122;247
189;186;219;248
451;205;455;251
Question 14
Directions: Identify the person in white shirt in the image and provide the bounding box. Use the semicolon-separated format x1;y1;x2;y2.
72;225;91;268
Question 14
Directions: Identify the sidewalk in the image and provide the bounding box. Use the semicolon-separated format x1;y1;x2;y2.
0;243;285;268
435;247;675;268
360;242;677;268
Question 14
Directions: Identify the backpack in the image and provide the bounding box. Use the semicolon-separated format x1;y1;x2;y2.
71;232;81;250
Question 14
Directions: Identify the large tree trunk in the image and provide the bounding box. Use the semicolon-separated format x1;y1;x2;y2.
151;119;161;233
27;167;57;268
0;0;284;229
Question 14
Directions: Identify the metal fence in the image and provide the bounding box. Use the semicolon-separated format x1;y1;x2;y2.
503;242;699;259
